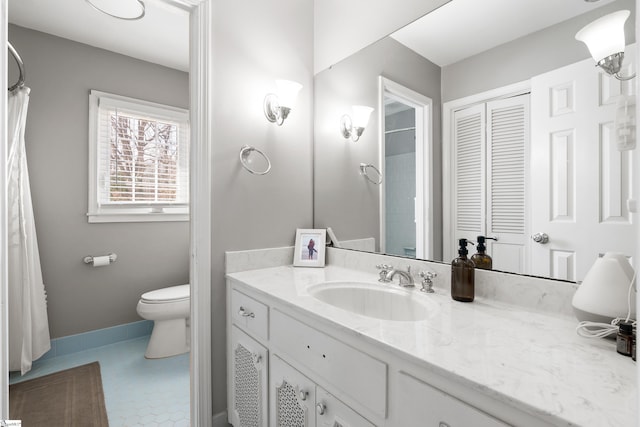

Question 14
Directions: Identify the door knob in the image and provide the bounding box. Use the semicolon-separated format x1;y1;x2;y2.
531;232;549;244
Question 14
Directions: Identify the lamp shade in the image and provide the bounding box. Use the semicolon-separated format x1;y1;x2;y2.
575;10;629;62
572;252;636;324
275;79;302;109
351;105;374;128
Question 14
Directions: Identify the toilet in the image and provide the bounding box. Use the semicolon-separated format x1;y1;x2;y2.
136;284;190;359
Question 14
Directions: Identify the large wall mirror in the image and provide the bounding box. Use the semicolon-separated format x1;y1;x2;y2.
314;0;637;283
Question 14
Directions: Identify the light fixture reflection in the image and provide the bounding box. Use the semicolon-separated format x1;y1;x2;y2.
85;0;146;20
263;79;303;126
341;105;374;142
575;9;636;81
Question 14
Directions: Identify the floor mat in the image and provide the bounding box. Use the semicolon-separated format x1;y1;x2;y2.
10;361;109;426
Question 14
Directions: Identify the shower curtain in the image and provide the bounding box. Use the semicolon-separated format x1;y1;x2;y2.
7;86;50;374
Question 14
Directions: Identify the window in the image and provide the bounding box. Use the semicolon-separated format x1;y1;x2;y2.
88;90;189;222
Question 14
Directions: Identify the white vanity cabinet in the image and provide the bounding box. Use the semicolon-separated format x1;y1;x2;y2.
271;355;375;427
227;279;535;427
229;326;269;427
228;289;270;427
395;372;509;427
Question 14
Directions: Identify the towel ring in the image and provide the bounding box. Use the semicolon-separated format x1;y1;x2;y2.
240;145;272;175
360;163;383;185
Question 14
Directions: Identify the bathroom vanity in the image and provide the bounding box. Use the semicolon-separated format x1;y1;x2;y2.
226;250;636;427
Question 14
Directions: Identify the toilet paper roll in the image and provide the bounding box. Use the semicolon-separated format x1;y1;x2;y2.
92;255;111;267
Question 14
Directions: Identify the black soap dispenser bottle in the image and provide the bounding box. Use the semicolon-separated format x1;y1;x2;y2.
451;239;475;302
471;236;495;270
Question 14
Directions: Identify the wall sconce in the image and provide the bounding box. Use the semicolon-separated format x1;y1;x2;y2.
263;79;303;126
340;105;374;142
575;9;636;81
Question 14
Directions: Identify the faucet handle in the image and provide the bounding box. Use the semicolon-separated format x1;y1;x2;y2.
376;264;393;282
419;271;437;293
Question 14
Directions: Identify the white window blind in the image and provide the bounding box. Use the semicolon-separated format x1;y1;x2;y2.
88;90;189;222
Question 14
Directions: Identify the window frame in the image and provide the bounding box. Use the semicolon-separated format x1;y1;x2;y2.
88;90;190;223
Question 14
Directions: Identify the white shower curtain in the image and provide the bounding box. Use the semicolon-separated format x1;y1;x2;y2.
7;87;50;374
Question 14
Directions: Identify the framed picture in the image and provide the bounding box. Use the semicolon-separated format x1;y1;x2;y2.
293;228;326;267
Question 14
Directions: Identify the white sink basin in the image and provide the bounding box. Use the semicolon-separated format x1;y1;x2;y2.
308;281;437;321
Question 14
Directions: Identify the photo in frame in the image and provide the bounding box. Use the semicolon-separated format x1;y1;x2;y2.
293;228;326;267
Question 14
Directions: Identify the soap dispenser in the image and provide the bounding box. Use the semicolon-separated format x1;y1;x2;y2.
471;236;496;270
451;239;475;302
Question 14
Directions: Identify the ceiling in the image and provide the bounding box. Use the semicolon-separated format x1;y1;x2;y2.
391;0;617;67
7;0;621;73
8;0;190;72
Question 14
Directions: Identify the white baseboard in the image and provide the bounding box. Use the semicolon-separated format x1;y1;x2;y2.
212;410;229;427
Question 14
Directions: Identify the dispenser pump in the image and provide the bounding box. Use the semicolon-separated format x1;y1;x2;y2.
451;239;475;302
458;238;472;256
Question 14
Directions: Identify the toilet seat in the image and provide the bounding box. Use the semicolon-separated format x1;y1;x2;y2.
140;284;189;304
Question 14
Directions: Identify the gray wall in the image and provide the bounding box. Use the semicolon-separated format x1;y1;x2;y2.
314;37;443;258
442;0;636;102
8;24;190;339
211;0;314;414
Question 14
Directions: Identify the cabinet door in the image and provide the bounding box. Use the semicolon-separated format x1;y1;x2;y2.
396;372;509;427
229;326;268;427
271;355;316;427
316;388;376;427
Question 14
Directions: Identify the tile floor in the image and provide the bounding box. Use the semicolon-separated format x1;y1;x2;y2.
10;336;190;426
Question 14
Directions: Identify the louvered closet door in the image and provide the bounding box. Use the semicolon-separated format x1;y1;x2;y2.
452;104;486;253
530;51;636;281
485;95;529;273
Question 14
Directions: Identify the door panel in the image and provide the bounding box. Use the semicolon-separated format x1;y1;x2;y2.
530;49;636;281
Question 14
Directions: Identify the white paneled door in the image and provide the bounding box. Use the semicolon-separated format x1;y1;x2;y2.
530;50;636;281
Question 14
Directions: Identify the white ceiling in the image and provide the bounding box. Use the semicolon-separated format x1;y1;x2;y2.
391;0;617;67
8;0;190;72
8;0;621;73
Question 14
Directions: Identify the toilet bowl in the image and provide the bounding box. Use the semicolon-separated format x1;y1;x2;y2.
136;284;190;359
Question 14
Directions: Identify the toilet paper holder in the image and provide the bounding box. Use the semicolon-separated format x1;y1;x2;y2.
83;253;117;265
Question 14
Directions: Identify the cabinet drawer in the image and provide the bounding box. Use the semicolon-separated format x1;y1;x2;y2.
271;309;387;419
231;289;269;342
396;372;509;427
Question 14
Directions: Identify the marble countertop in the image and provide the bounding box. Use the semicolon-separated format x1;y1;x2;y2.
226;265;637;427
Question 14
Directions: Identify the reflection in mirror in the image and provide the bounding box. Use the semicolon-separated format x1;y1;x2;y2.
314;0;637;282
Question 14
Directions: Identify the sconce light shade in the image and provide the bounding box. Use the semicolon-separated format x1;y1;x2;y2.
341;105;374;142
264;79;303;126
576;10;635;80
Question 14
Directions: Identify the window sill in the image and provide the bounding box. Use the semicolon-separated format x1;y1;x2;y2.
87;211;189;223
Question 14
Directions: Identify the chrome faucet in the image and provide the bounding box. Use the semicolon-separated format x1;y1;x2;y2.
385;267;414;287
376;264;394;282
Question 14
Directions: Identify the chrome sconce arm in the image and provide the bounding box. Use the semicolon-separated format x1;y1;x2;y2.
340;105;374;142
263;95;290;126
597;52;636;81
340;115;364;141
263;79;302;126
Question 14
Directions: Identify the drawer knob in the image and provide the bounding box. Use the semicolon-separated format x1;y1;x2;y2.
252;353;261;364
316;403;326;415
238;306;255;318
439;423;450;427
298;390;308;401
